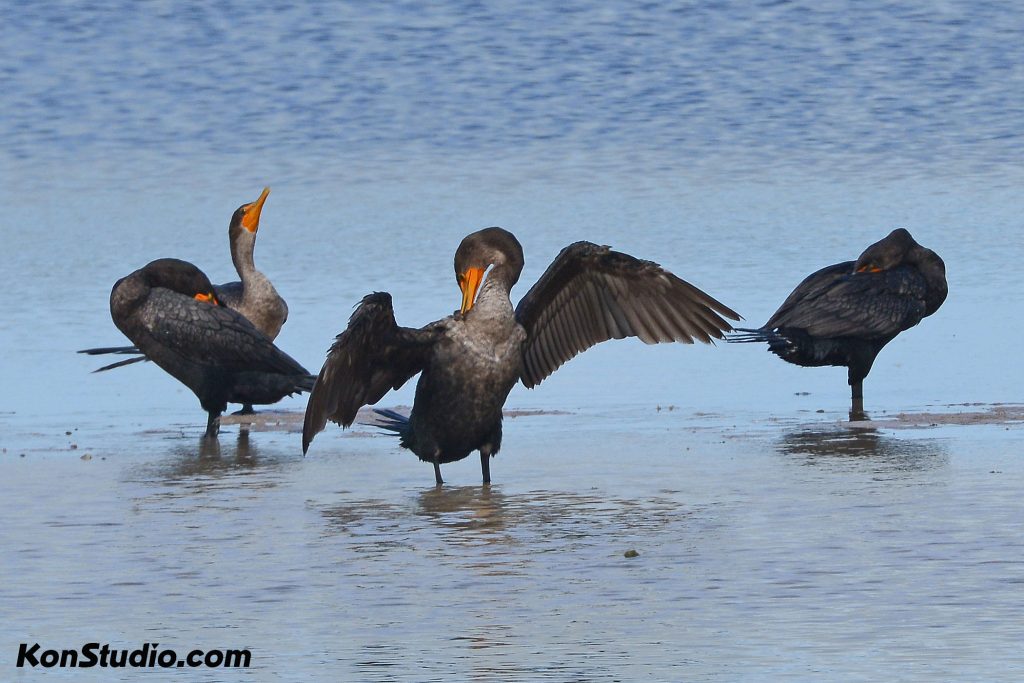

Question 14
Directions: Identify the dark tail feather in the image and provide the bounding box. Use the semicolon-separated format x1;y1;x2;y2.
93;355;148;373
79;344;147;372
78;345;141;355
365;408;410;437
297;374;317;393
726;327;773;343
727;327;799;359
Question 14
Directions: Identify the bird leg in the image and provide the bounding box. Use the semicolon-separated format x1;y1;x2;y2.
851;379;864;401
849;380;866;421
204;412;221;439
479;449;492;485
232;403;256;416
432;452;444;486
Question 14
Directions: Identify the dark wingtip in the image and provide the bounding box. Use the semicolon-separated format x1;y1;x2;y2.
301;402;317;455
714;304;743;324
301;417;316;455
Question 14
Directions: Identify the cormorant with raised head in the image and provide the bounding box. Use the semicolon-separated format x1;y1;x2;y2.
302;227;740;485
213;186;289;341
212;186;289;414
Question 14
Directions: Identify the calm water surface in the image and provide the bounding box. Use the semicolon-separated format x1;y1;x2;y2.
2;1;1023;680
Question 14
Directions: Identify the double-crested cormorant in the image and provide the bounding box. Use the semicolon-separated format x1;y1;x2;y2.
213;186;288;414
302;227;740;485
80;188;291;408
729;228;947;413
107;258;314;437
213;186;289;341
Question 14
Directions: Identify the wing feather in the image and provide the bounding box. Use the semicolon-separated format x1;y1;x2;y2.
765;263;929;339
515;242;741;387
137;290;307;376
302;292;445;452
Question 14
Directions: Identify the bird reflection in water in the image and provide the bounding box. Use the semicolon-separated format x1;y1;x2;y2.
322;486;689;560
776;424;948;473
189;428;259;471
415;485;508;535
321;486;511;547
148;428;273;484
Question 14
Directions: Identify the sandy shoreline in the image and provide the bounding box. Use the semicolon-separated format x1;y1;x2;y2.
218;405;573;432
2;402;1019;462
219;402;1024;432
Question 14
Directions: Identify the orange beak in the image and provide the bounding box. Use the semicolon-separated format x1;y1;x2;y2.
194;292;219;305
241;186;270;233
459;267;486;314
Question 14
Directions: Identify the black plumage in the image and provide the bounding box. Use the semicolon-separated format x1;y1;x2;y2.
79;189;290;415
105;258;314;437
302;227;740;485
729;228;947;412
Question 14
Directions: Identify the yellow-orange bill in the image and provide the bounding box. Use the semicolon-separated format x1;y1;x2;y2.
459;267;486;314
194;292;218;305
241;186;271;232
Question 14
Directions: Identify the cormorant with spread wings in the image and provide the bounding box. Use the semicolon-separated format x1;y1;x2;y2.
302;227;740;485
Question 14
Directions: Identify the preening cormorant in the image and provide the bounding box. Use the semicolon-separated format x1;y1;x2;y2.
105;258;313;437
729;228;947;413
80;188;292;414
302;227;740;485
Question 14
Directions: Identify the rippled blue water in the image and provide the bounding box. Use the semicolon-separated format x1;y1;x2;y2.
2;1;1023;680
5;0;1024;188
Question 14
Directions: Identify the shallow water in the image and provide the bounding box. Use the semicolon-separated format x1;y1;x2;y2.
2;1;1024;680
4;415;1024;680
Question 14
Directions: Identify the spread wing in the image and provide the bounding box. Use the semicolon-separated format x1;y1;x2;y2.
302;292;447;452
134;289;309;376
514;242;741;388
766;262;929;339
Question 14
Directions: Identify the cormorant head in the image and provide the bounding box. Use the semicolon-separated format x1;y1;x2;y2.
228;187;271;241
454;227;525;314
141;258;220;305
854;228;919;272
